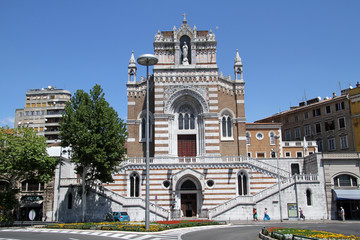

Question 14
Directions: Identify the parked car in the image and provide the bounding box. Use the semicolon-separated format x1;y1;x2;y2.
106;212;130;222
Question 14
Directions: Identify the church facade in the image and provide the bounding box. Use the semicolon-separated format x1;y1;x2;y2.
100;17;326;221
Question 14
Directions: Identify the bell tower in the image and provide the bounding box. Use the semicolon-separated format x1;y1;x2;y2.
128;51;137;83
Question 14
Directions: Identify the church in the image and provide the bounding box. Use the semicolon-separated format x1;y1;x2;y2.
53;16;339;223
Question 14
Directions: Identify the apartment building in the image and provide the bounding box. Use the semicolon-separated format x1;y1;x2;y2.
256;91;355;153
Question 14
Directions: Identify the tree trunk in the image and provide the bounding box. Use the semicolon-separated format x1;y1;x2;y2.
81;167;87;222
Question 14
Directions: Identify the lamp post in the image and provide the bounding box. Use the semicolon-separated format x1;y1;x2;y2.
137;54;158;230
275;135;283;222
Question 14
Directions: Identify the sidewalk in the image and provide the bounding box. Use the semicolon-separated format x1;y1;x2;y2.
229;219;360;225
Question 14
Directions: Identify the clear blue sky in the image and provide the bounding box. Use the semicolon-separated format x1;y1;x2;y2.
1;0;359;127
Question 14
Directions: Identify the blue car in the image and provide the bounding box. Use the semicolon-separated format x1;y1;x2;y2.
112;212;130;222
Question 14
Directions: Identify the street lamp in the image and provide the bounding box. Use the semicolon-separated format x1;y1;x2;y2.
275;135;283;222
137;54;158;230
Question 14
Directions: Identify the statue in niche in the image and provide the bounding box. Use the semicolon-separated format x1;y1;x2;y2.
182;41;189;65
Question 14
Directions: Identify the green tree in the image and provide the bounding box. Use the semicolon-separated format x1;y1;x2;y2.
60;84;127;222
0;127;57;216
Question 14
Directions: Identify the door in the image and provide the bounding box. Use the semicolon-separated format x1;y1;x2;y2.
181;194;197;217
178;135;196;157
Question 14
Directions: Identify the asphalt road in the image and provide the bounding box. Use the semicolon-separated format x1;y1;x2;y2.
1;222;359;240
182;222;360;240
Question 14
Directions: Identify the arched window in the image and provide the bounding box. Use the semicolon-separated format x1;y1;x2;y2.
178;105;196;130
221;113;233;140
141;118;146;139
139;113;153;142
238;171;248;196
68;193;73;209
306;189;312;206
246;132;251;145
130;172;140;197
269;131;275;145
334;174;358;187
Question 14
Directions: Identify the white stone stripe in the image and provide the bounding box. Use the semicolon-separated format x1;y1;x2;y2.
205;120;219;124
155;94;164;99
238;136;247;141
155;147;168;151
155;88;164;92
209;99;218;104
155;121;168;125
128;101;136;105
155;107;164;111
205;132;219;136
155;133;169;137
155;140;169;144
209;87;217;92
237;100;245;104
205;139;219;143
127;138;135;142
210;106;218;110
205;127;219;130
155;127;168;131
209;93;218;98
155;101;163;105
205;146;220;150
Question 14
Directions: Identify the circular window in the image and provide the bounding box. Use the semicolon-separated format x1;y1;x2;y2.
163;180;170;189
207;179;215;188
256;132;264;140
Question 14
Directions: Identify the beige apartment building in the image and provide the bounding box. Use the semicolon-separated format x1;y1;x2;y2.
256;91;354;153
14;86;71;143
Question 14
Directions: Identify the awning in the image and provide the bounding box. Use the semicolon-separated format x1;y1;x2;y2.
20;200;43;208
333;189;360;200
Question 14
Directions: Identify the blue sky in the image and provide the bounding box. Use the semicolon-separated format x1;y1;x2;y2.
1;0;360;127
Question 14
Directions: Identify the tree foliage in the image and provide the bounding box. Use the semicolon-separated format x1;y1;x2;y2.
0;127;56;212
0;127;57;185
60;84;127;184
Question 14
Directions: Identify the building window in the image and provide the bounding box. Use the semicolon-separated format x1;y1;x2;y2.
130;172;140;197
67;193;73;209
334;174;358;187
140;116;153;142
315;123;321;134
325;121;335;131
336;102;345;111
294;127;301;140
285;117;289;124
306;189;312;206
291;163;300;175
285;152;291;158
285;129;291;141
269;131;275;145
317;139;324;152
271;151;276;158
163;180;171;189
340;136;348;149
304;112;309;120
246;132;251;145
256;132;264;140
313;108;321;117
294;115;299;122
179;105;196;131
206;179;215;188
256;152;265;158
304;125;311;137
328;138;336;151
237;171;248;196
326;105;331;114
338;118;346;129
221;115;232;138
296;152;303;158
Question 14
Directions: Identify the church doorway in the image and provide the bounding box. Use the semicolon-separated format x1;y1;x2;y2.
178;135;196;157
181;194;197;217
179;179;198;217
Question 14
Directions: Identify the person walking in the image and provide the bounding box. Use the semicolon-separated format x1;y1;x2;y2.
340;207;345;221
299;208;305;221
253;208;258;221
264;208;270;221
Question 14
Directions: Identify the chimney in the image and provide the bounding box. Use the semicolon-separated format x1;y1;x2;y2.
356;82;360;88
333;92;337;98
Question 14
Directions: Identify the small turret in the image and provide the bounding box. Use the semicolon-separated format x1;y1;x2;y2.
128;51;137;83
234;49;243;81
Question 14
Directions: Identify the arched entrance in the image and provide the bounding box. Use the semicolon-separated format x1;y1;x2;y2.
181;180;197;217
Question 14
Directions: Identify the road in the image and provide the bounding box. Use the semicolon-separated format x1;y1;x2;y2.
1;222;359;240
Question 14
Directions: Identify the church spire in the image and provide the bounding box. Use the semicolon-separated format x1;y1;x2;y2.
182;13;187;24
234;49;243;81
128;51;137;83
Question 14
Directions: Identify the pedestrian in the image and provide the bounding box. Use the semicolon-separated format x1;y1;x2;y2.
299;208;305;221
340;207;345;221
253;208;258;221
264;208;270;221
